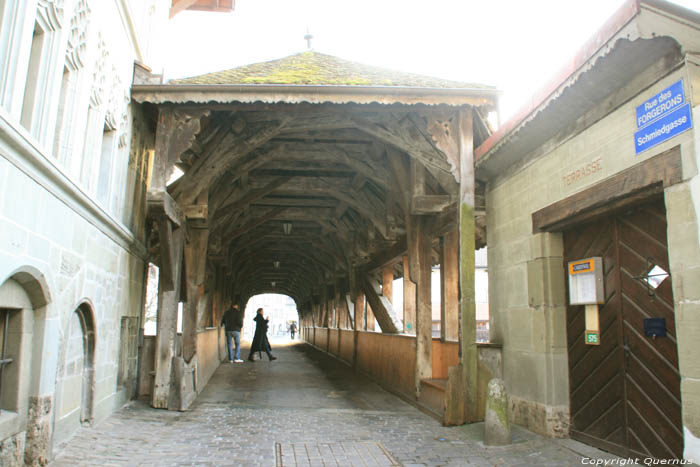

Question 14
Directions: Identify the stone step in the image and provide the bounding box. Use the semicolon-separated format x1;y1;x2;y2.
418;378;447;420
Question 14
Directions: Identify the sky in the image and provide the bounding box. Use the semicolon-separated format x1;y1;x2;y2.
163;0;700;122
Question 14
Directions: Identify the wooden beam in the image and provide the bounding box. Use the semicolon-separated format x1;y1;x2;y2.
402;255;416;334
361;275;401;334
183;204;208;220
152;223;185;409
226;207;287;240
364;236;406;272
440;230;459;342
532;145;681;233
344;293;355;330
445;107;477;425
381;267;394;304
414;216;433;397
176;119;286;205
411;195;452;214
252;196;337;208
216;175;294;214
183;220;209;363
151;108;209;192
352;113;453;175
386;147;411;215
148;191;184;226
353;288;364;332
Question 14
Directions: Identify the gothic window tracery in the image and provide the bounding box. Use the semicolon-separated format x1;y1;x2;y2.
37;0;65;32
65;0;89;71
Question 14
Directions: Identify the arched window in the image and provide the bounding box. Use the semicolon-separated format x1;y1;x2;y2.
0;266;51;464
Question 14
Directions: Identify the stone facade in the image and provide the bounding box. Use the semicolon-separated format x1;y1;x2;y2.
0;0;167;463
480;3;700;460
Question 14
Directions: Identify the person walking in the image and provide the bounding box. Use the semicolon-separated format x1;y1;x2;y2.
221;303;244;363
289;321;297;339
248;308;276;361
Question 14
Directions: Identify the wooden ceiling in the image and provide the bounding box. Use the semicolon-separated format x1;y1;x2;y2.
153;103;488;306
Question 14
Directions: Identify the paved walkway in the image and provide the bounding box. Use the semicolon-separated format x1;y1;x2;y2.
51;339;622;466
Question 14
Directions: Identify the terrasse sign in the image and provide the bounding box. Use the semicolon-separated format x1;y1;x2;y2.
634;79;692;154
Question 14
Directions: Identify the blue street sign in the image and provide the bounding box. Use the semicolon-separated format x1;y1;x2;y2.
634;103;692;154
636;80;685;129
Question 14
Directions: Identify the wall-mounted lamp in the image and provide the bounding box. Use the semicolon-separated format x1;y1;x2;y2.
283;222;292;235
273;261;280;269
271;281;276;287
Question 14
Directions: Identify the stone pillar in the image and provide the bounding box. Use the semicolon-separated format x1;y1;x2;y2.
24;395;53;466
484;378;511;446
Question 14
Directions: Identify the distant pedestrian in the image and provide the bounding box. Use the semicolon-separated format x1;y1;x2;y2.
220;304;244;363
289;321;297;339
248;308;277;361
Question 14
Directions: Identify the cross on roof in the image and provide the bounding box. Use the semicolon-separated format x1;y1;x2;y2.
304;28;313;50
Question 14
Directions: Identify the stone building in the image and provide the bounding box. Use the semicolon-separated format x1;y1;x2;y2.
476;0;700;461
0;0;230;464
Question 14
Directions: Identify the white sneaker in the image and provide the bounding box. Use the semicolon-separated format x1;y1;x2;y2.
234;359;244;363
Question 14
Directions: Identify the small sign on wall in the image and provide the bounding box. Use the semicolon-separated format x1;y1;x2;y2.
585;330;600;345
568;257;604;305
635;79;693;154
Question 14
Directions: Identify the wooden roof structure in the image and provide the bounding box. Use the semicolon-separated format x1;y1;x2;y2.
133;52;498;308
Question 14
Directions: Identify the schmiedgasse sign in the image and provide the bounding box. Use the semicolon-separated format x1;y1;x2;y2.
634;79;693;154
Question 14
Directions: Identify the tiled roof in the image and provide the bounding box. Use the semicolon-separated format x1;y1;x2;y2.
169;51;491;89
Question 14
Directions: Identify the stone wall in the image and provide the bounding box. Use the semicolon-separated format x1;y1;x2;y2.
0;0;164;458
675;58;700;460
485;66;700;441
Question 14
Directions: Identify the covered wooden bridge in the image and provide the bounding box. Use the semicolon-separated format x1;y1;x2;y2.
131;52;500;423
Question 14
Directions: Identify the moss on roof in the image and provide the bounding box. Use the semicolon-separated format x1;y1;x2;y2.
169;51;491;89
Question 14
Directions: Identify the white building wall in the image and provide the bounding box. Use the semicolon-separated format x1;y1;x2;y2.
0;0;168;461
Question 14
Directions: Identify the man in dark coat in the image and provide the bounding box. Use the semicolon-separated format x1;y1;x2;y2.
248;308;276;361
221;304;244;362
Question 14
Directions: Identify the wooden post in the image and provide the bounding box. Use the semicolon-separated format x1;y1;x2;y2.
459;109;477;421
382;267;394;304
352;275;364;369
412;216;433;397
182;222;208;363
440;230;459;342
445;108;477;425
353;291;364;332
402;256;416;334
152;221;184;409
365;304;375;331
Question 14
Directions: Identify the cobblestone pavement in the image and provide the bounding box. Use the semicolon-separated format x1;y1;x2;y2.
51;340;623;466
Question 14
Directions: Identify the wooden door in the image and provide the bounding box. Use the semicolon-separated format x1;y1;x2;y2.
564;199;682;459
